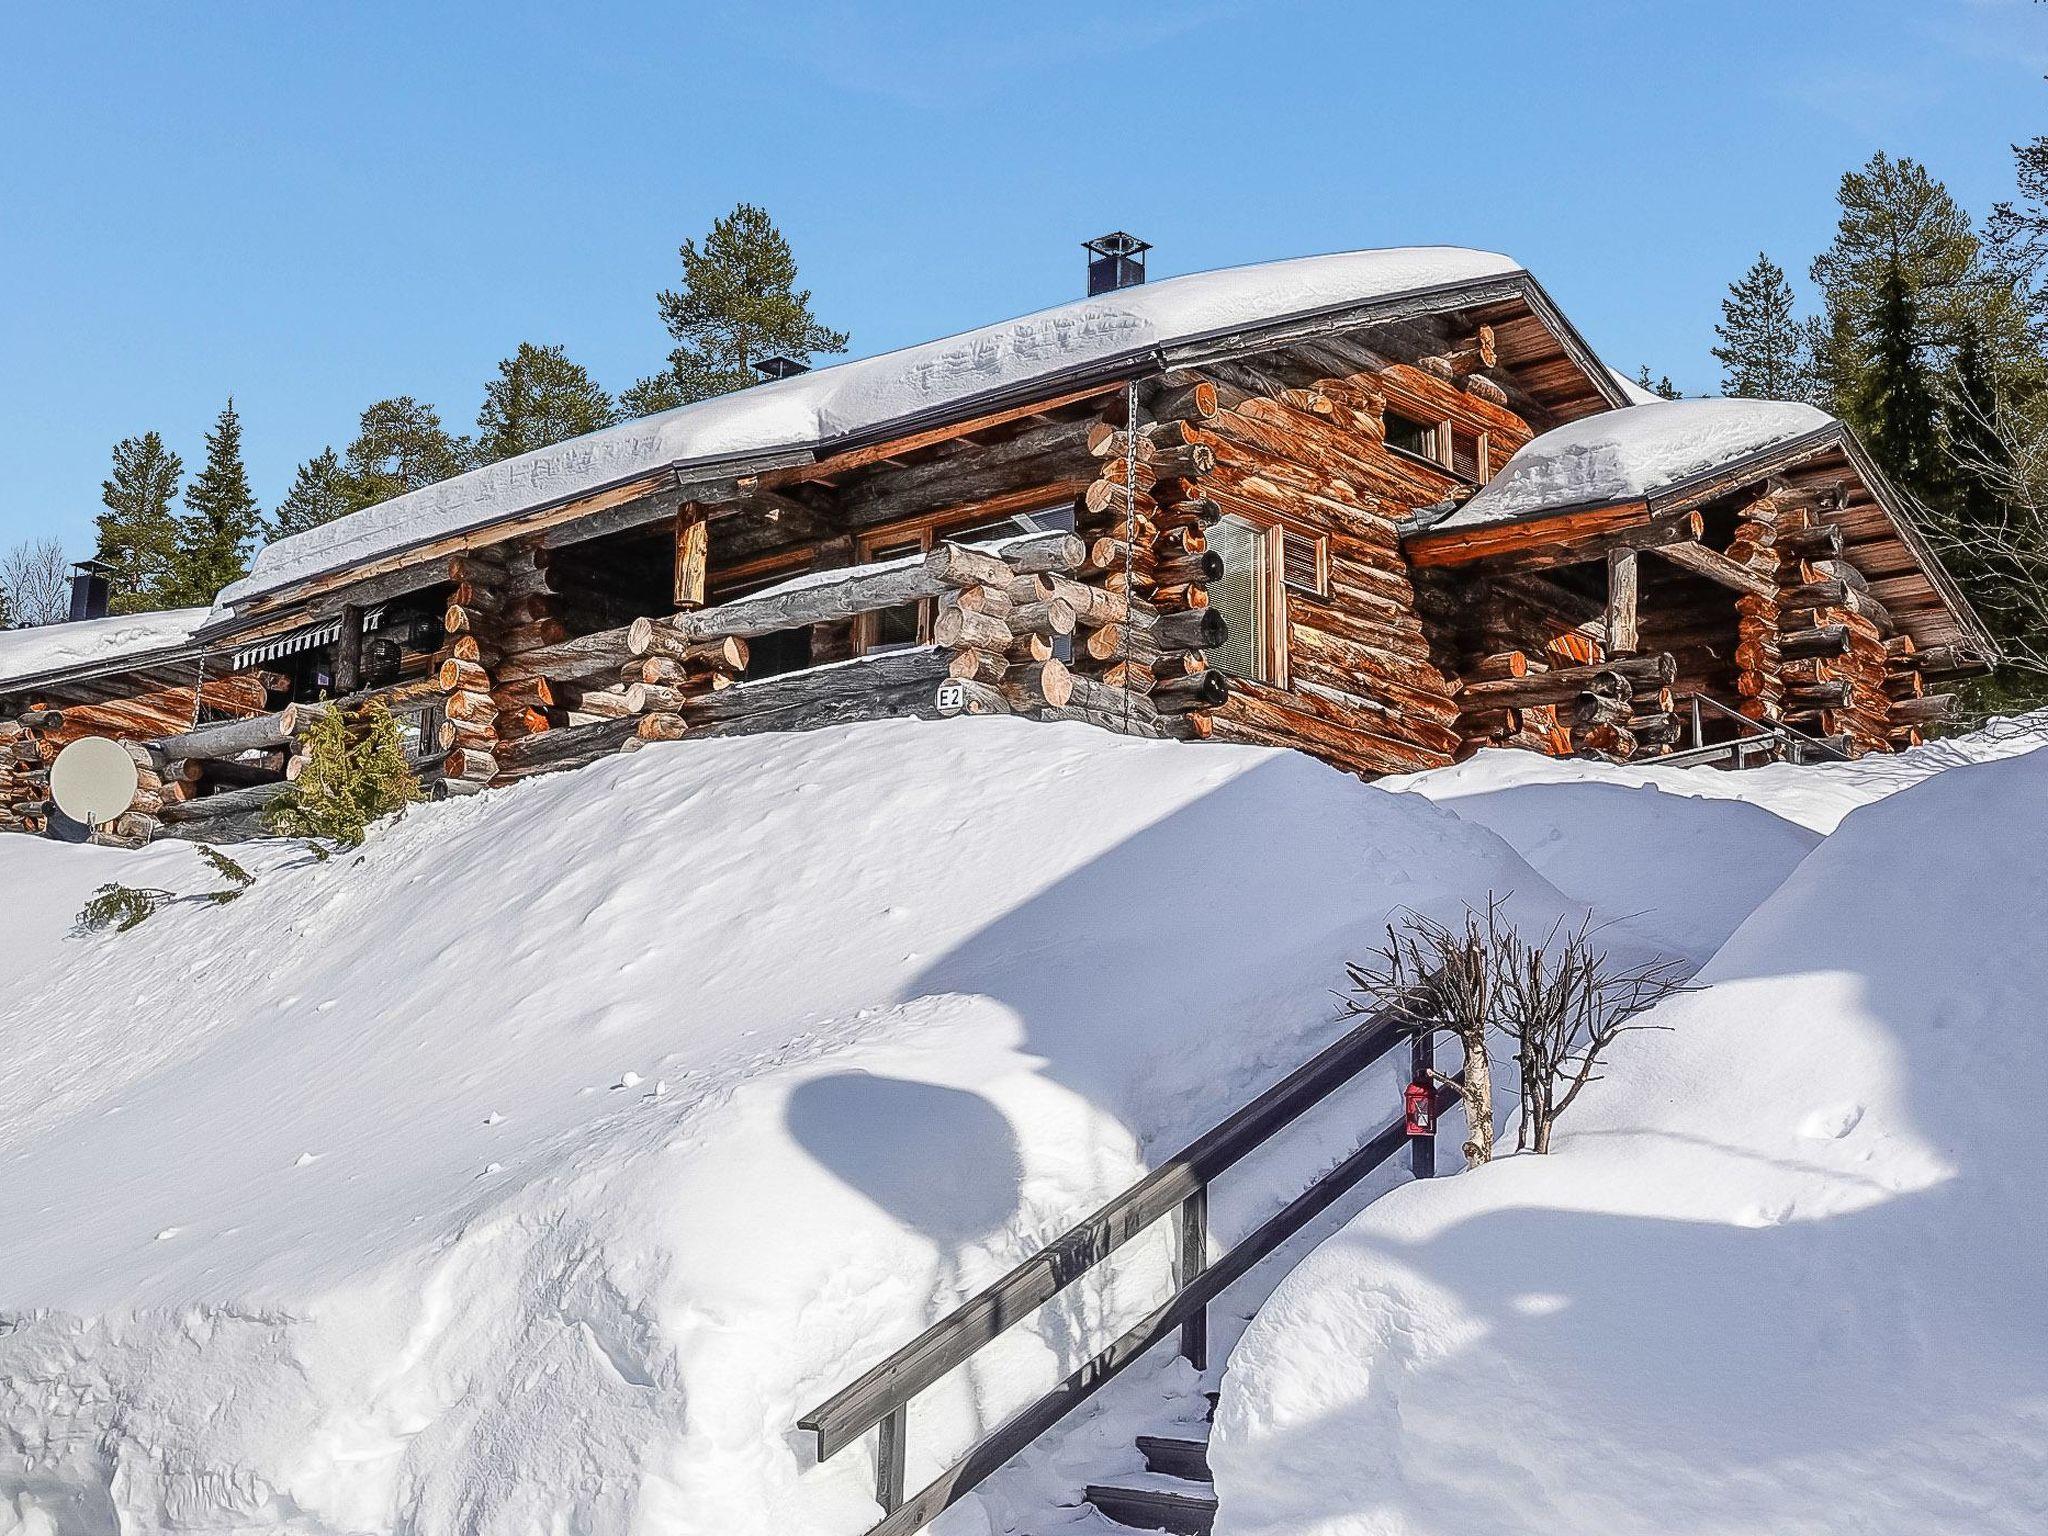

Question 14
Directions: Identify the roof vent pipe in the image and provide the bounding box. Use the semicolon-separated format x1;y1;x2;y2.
1085;232;1151;296
754;355;810;381
67;559;113;623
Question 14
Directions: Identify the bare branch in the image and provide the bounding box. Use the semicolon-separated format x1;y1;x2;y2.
0;538;70;626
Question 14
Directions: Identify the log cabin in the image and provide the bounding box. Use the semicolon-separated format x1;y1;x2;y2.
0;242;1997;845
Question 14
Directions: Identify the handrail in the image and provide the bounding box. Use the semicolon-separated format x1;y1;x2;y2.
797;990;1441;1535
1677;692;1853;766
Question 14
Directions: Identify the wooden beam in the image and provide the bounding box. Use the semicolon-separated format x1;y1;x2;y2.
673;504;709;611
1606;547;1639;656
1437;510;1704;578
1648;540;1778;599
1405;500;1654;568
334;603;364;693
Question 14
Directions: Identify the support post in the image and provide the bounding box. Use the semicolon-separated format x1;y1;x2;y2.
673;503;709;611
1410;1030;1437;1180
1177;1187;1209;1371
335;603;364;694
876;1404;907;1513
1606;547;1639;657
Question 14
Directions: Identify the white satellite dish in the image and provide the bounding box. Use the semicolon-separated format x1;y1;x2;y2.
52;736;139;826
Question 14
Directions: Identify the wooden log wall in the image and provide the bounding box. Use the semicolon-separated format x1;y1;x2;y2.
432;541;573;790
1064;391;1218;739
1167;359;1528;776
1737;489;1944;754
1419;569;1599;759
0;711;53;835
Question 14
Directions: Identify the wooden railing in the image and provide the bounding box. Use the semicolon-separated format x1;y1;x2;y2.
1663;692;1852;769
797;994;1446;1536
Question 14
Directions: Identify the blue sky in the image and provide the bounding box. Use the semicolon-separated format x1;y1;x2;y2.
2;0;2043;558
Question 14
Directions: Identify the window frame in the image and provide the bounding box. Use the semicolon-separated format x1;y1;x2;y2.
1208;511;1294;690
1383;406;1491;485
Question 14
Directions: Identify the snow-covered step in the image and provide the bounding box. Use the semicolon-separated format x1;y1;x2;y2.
1136;1432;1212;1482
1084;1470;1218;1534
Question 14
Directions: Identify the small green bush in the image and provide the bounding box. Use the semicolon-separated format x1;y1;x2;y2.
264;700;422;849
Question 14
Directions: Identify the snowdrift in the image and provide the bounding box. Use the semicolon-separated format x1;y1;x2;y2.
1214;736;2048;1536
1;717;1617;1536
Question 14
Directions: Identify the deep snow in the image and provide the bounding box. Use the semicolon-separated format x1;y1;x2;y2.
1446;398;1832;528
0;716;1605;1536
5;712;2041;1536
1214;722;2048;1536
216;248;1525;610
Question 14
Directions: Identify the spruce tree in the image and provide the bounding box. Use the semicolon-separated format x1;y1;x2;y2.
1713;253;1815;400
475;342;619;463
272;447;351;538
1945;319;2009;552
626;203;848;411
94;431;185;614
336;397;470;513
1857;264;1946;506
1634;366;1682;400
169;399;263;605
0;578;14;630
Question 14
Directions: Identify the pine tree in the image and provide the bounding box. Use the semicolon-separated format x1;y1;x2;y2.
1712;253;1815;400
336;397;470;513
627;203;848;411
1809;152;2006;420
168;399;264;605
0;578;14;630
94;431;185;614
475;342;619;463
1857;264;1947;506
272;447;350;538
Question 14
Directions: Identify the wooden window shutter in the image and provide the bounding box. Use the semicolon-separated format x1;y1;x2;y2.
1280;528;1329;597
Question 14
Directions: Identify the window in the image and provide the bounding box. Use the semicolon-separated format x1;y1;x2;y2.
391;700;446;769
862;535;929;652
854;502;1077;656
1208;515;1283;685
1385;410;1445;463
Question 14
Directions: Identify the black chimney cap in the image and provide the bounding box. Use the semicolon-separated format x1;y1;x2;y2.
1085;231;1151;296
754;355;810;381
68;558;115;623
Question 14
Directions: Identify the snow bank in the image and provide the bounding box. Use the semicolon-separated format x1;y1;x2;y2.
1384;750;1822;962
1447;398;1833;528
0;608;209;688
217;248;1522;609
0;717;1606;1536
1213;734;2048;1536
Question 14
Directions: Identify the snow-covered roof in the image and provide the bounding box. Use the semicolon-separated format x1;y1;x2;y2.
0;608;211;690
215;247;1531;613
1443;398;1834;530
1607;367;1666;406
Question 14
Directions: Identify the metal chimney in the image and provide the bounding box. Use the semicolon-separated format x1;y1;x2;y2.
754;355;810;381
1085;232;1151;296
67;559;114;622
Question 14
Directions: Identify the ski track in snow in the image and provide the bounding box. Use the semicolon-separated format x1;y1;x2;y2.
1;711;2043;1535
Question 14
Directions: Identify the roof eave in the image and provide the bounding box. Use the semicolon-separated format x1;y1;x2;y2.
0;639;211;701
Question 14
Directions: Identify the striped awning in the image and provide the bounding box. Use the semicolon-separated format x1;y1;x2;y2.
231;606;387;671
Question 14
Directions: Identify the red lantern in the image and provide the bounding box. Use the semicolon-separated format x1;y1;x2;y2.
1404;1081;1435;1137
